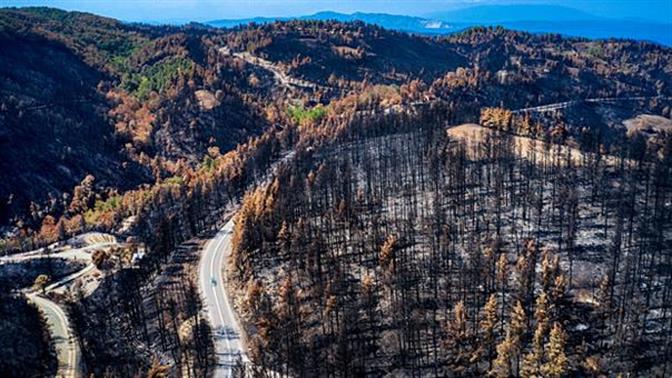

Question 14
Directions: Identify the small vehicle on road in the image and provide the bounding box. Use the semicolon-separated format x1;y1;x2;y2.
210;277;217;286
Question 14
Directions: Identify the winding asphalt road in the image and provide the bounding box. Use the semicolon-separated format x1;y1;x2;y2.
199;218;247;376
2;243;108;378
219;46;326;91
28;293;80;378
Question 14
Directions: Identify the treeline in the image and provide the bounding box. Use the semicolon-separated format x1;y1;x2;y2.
480;107;563;142
480;103;672;155
229;114;672;376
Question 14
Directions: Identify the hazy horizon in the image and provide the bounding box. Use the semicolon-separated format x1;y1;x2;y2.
3;0;671;24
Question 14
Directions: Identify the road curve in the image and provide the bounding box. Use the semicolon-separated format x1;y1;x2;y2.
219;46;326;91
28;293;80;378
28;261;93;378
199;218;247;376
44;263;96;293
5;242;106;378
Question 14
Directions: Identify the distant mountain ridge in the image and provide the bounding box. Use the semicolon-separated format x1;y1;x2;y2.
207;11;458;34
425;4;599;23
206;5;672;46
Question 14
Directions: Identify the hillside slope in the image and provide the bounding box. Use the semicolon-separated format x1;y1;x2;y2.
0;8;268;229
0;32;148;225
0;7;670;249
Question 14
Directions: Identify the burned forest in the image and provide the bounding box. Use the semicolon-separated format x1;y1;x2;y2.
230;115;672;376
1;5;671;377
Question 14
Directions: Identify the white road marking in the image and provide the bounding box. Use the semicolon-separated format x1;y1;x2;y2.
29;294;77;378
198;151;295;376
210;232;232;351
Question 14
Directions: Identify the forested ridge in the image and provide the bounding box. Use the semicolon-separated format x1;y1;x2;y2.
0;6;671;377
1;8;670;255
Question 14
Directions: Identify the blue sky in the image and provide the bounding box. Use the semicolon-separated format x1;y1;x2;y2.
3;0;671;23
